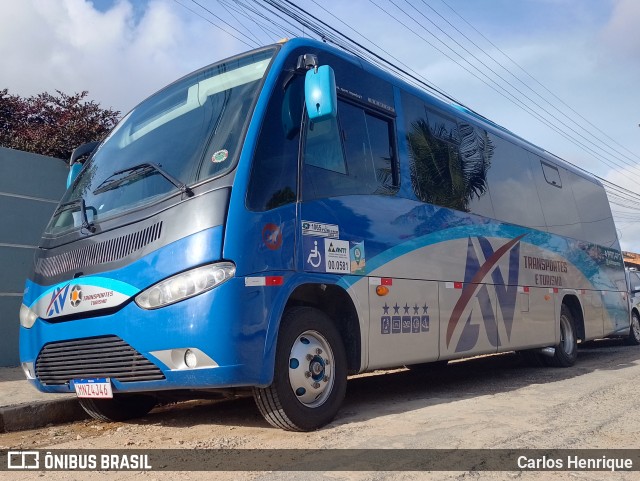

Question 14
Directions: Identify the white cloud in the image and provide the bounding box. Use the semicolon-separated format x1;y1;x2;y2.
0;0;246;113
600;0;640;61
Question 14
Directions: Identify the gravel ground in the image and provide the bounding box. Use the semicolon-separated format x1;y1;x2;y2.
1;339;639;481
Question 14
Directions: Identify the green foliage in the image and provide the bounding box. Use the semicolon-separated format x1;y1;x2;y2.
0;89;119;160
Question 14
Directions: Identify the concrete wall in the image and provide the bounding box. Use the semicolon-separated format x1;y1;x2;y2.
0;147;67;366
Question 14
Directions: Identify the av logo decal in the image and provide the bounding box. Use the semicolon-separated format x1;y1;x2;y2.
70;285;83;307
446;235;525;353
46;283;71;317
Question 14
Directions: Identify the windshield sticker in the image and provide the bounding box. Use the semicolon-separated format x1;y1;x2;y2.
212;149;229;163
302;221;339;239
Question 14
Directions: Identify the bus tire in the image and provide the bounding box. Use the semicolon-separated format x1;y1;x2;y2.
626;311;640;346
546;304;578;367
78;394;156;422
252;306;347;431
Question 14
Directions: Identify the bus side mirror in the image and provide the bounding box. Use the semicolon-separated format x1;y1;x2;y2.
66;162;83;188
304;65;337;122
66;141;100;188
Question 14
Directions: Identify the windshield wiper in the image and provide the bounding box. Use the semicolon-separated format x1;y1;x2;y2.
93;162;194;197
55;198;96;233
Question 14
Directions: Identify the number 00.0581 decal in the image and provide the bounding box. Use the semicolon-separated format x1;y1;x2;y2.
303;237;365;275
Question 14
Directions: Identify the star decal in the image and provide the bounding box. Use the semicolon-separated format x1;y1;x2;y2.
403;303;410;314
393;303;400;314
413;304;419;315
382;303;390;315
422;304;429;314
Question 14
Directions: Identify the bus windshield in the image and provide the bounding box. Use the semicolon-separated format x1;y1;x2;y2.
46;47;276;235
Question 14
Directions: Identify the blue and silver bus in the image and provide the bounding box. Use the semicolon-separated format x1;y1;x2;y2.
19;38;636;431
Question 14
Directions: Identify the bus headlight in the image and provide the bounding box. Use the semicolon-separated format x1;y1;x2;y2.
135;262;235;310
20;303;38;329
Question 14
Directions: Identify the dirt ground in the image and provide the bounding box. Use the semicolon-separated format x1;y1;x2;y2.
2;339;639;481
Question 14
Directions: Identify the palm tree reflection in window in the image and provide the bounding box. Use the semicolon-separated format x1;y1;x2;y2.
408;117;493;212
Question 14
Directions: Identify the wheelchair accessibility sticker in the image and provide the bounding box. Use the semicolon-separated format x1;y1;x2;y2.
303;236;364;275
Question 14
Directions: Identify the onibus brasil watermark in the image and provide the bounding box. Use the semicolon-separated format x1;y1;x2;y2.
2;449;638;472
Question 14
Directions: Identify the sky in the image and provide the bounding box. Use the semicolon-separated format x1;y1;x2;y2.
2;0;640;251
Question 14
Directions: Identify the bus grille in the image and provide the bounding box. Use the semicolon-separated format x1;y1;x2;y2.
35;221;163;278
35;336;165;386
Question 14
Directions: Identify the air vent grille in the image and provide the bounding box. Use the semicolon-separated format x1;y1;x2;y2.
35;222;162;278
35;335;165;386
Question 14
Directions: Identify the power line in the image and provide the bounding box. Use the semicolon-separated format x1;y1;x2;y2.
173;0;256;47
375;0;640;176
437;0;640;165
227;0;284;41
216;0;263;45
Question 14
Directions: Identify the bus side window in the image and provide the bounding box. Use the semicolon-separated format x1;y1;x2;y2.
303;100;397;200
305;116;347;175
246;74;303;211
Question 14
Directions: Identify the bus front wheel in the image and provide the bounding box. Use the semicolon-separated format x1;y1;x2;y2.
253;306;347;431
546;304;578;367
78;394;156;422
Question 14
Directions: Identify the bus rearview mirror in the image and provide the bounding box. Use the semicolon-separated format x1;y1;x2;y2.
66;141;100;188
66;162;83;188
304;65;337;122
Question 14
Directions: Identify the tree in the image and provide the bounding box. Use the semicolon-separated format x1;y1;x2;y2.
0;89;120;160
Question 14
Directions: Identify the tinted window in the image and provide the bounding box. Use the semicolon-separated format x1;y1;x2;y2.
484;135;546;230
303;100;397;199
532;156;584;239
402;91;493;213
305;115;346;175
247;71;304;211
569;171;618;247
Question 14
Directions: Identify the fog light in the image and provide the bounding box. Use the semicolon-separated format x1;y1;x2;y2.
184;349;198;368
21;362;35;379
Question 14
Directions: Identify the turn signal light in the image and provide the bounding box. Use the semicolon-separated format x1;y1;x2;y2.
376;285;389;296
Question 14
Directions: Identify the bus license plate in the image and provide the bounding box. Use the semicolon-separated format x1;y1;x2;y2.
73;378;113;398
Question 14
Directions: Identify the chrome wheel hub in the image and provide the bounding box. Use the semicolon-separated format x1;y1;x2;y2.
288;330;335;407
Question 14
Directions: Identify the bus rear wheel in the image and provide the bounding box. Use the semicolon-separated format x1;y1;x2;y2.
545;304;577;367
253;306;347;431
626;311;640;346
78;394;156;422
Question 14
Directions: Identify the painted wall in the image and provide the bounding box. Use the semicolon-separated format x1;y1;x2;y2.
0;147;67;366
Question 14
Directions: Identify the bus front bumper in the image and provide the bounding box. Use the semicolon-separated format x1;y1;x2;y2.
19;275;288;395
